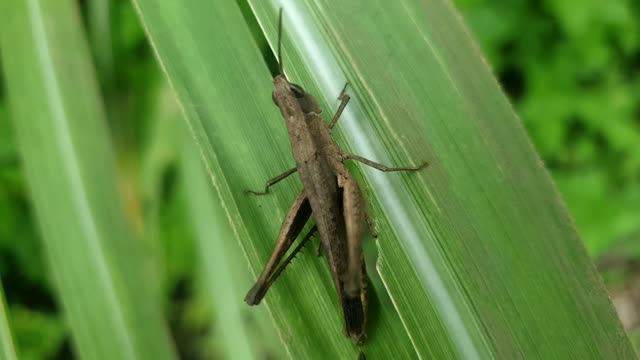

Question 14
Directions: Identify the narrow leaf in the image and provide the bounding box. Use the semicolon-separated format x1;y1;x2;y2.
247;0;634;358
0;0;176;359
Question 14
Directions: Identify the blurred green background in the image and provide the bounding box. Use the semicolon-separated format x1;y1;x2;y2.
0;0;638;358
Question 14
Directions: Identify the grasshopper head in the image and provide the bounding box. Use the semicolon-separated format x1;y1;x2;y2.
271;10;321;118
272;75;321;115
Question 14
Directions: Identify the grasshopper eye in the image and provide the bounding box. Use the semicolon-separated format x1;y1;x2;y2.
289;83;305;98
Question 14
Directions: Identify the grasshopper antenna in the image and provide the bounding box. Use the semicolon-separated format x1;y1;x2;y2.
277;8;284;75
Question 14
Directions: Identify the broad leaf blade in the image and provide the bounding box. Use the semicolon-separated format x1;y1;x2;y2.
0;1;176;359
247;0;633;358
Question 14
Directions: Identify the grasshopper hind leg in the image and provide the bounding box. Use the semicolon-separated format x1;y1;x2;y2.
344;153;428;173
245;223;316;305
244;191;312;305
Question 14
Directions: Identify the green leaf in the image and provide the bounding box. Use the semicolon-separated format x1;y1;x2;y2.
0;1;176;359
133;0;633;358
0;282;18;360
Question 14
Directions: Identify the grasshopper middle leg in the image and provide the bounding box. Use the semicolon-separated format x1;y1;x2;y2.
245;166;297;195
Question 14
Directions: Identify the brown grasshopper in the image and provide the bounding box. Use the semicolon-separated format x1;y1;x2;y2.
245;9;426;350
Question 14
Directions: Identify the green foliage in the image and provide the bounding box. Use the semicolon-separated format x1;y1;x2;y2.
454;0;640;255
8;305;64;360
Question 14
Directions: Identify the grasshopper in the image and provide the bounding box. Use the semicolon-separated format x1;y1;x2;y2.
245;9;427;350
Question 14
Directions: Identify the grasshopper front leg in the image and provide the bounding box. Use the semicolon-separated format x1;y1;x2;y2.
329;82;350;130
